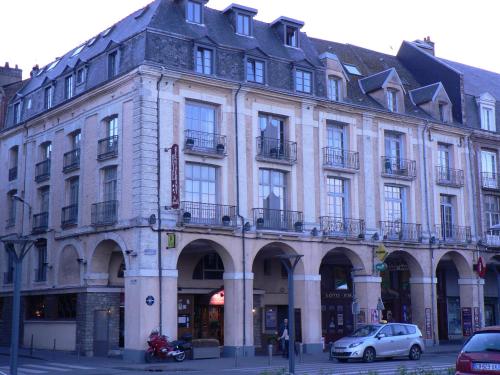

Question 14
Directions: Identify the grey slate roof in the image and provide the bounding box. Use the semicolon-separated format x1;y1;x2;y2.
359;68;394;94
409;82;441;105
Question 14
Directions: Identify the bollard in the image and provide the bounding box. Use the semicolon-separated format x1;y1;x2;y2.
53;339;56;360
299;343;303;363
30;334;34;357
234;346;239;368
268;344;273;366
76;342;80;361
329;342;333;361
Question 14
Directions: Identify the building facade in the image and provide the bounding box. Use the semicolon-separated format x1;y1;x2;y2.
0;0;497;362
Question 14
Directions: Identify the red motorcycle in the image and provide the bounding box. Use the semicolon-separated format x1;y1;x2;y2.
145;331;187;363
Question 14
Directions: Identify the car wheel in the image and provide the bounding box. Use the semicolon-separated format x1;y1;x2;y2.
337;358;348;363
409;345;421;360
362;347;376;363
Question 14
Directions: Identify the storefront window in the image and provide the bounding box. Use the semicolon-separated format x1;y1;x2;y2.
334;267;349;290
25;294;77;320
447;297;461;336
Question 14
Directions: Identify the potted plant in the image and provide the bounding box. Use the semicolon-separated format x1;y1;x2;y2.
256;217;264;229
216;143;225;154
222;215;231;226
185;138;195;149
294;221;303;232
183;211;191;224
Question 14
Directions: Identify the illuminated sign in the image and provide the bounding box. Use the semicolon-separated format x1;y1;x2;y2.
209;291;225;306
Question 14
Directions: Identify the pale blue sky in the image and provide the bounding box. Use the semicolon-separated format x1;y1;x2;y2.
1;0;499;78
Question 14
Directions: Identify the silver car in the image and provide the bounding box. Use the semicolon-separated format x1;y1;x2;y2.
330;323;425;363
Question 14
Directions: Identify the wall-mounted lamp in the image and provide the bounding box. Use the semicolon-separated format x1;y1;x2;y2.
125;250;138;257
243;222;251;232
76;258;87;265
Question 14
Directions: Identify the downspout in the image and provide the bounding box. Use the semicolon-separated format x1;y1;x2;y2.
156;72;164;334
466;135;479;241
234;83;246;353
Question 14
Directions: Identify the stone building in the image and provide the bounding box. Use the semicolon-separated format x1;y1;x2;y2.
0;0;496;361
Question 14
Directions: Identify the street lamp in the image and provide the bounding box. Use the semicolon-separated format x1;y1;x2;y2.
278;254;303;375
350;267;364;332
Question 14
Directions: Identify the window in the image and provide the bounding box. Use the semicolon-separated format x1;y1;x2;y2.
295;69;312;93
76;68;86;85
42;142;52;161
187;0;202;23
71;45;85;57
72;131;81;150
384;185;405;223
103;166;117;201
259;113;285;143
27;98;32;110
438;144;451;170
9;146;18;181
35;241;47;282
185;163;217;204
485;195;500;229
384;132;403;162
438;102;447;122
387;89;398;112
108;51;118;79
14;102;21;124
285;25;298;47
107;116;118;138
6;247;14;283
102;26;113;37
40;187;50;213
195;47;212;75
481;150;498;188
327;177;347;219
64;75;74;99
236;13;251;36
44;86;54;109
344;64;362;76
68;177;79;206
440;195;454;238
328;76;341;101
327;122;345;150
25;294;77;320
481;107;496;132
7;190;17;226
246;59;264;84
259;169;286;210
185;102;216;133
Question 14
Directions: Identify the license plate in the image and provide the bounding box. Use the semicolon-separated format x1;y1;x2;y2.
472;362;500;371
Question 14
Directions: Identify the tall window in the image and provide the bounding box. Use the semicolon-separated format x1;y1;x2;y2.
107;117;118;138
481;150;498;188
185;164;217;204
485;195;500;230
9;146;18;181
108;51;118;79
384;185;404;223
481;107;495;132
387;89;397;112
76;68;86;85
285;26;298;47
14;103;21;124
196;47;212;75
237;13;251;35
327;177;346;219
44;86;54;109
327;122;345;150
42;142;52;161
187;0;202;23
259;169;286;210
328;76;341;101
103;167;117;201
246;59;264;84
72;131;81;150
295;69;312;93
69;177;79;207
440;195;454;238
7;190;17;226
185;102;216;134
438;102;447;122
384;132;402;161
438;143;451;180
35;241;47;282
65;75;74;99
40;187;50;213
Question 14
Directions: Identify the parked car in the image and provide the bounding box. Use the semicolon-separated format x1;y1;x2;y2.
456;326;500;374
330;323;425;363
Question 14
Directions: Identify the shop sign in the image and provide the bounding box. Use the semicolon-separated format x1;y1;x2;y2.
375;263;387;272
210;291;225;306
476;257;486;278
171;144;180;209
324;291;352;299
265;307;277;330
386;263;409;272
425;308;432;339
474;307;480;332
167;233;176;249
375;244;388;261
462;307;473;337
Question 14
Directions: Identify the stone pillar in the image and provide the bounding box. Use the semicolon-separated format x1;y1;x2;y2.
354;276;382;323
410;277;437;346
361;114;377;233
222;272;254;356
161;269;178;340
459;277;485;332
294;274;322;353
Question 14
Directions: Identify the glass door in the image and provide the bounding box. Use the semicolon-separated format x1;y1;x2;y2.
327;123;345;166
440;195;454;240
481;151;497;188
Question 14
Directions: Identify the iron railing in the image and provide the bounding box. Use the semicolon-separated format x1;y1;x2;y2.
61;204;78;227
184;129;227;155
32;212;49;233
35;159;51;182
381;156;416;179
8;166;17;181
3;271;13;285
322;147;360;170
253;208;303;232
256;137;297;163
63;148;80;172
485;231;500;247
481;172;500;190
35;267;47;282
380;221;422;242
435;166;464;187
320;217;365;238
179;201;237;227
91;200;118;226
435;224;472;244
97;135;118;160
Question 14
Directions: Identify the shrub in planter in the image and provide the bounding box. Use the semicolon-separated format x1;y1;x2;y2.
183;211;191;224
294;221;303;232
216;143;225;154
256;217;264;229
185;138;195;148
222;215;231;226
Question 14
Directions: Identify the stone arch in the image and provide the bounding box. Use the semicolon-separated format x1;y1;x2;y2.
176;238;236;274
250;241;305;274
386;249;425;278
58;245;81;286
434;250;473;278
317;246;367;274
87;232;129;270
88;239;126;287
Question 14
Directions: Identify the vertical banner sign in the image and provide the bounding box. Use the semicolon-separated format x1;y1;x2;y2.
425;308;432;339
371;309;379;323
171;144;180;209
473;307;480;332
462;307;473;337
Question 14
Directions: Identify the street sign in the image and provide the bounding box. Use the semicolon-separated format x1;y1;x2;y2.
167;233;176;249
375;244;388;262
375;263;387;272
146;296;155;306
352;301;360;315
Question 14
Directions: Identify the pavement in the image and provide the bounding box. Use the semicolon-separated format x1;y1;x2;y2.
0;344;462;375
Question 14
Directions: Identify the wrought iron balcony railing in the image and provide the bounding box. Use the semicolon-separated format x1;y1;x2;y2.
435;224;472;244
256;137;297;163
35;266;47;282
35;159;51;182
481;172;500;190
381;156;416;179
485;231;500;247
435;166;464;187
91;200;118;226
320;217;365;239
63;148;80;172
380;221;422;242
32;212;49;233
61;204;78;227
97;135;118;160
179;201;237;227
3;271;13;285
253;208;303;232
8;166;17;181
184;129;227;156
322;147;360;171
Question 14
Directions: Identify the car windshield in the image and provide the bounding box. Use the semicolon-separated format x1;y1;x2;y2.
349;325;381;337
463;332;500;353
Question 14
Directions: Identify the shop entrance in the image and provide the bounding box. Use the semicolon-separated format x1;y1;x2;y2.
436;258;462;341
380;256;411;323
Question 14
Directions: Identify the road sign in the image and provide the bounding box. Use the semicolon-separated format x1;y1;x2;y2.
146;295;155;306
375;244;388;261
352;301;360;315
167;233;176;249
375;262;387;272
377;298;385;311
477;256;486;278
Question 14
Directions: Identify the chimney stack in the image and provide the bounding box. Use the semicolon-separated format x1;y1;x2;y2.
0;61;22;87
413;36;436;56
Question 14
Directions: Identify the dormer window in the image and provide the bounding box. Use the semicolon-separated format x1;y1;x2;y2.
328;76;341;101
247;58;264;84
295;69;312;94
14;103;21;124
439;102;448;123
76;67;86;85
237;13;251;36
482;107;495;131
387;89;398;112
44;86;54;110
195;46;213;75
187;0;203;24
65;75;74;100
286;26;298;47
224;4;257;37
108;51;118;79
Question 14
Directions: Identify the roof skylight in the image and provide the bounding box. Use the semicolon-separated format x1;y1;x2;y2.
344;64;362;76
46;59;60;71
36;68;45;77
87;36;97;47
71;45;85;57
102;26;113;37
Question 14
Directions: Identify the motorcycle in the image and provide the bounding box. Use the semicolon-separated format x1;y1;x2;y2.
145;330;187;363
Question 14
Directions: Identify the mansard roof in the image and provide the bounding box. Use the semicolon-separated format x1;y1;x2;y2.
359;68;401;94
409;82;443;105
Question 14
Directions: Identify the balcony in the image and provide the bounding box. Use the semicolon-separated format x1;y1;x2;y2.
3;271;13;285
32;212;49;233
435;224;472;244
61;204;78;228
253;208;303;232
381;156;416;180
8;166;17;181
184;130;227;158
320;217;365;239
481;172;500;191
485;231;500;247
380;221;422;242
35;267;47;282
322;147;360;172
97;135;118;160
179;201;237;227
35;159;51;182
63;148;80;172
436;166;464;188
91;200;118;226
256;137;297;164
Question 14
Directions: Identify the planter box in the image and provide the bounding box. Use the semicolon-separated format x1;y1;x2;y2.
192;346;220;359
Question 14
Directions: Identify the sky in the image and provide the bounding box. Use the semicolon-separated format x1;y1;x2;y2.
1;0;500;79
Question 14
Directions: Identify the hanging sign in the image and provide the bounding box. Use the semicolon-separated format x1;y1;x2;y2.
476;257;486;278
210;291;225;306
375;244;388;262
375;263;387;272
167;233;176;249
474;307;480;332
171;144;180;209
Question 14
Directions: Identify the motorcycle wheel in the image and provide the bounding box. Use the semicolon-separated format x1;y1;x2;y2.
145;351;156;363
174;351;186;362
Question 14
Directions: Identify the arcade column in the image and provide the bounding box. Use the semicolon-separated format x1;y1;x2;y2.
294;274;322;353
409;277;437;346
459;277;485;333
353;275;382;324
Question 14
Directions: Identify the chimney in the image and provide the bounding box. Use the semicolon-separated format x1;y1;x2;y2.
30;64;40;78
0;62;22;87
413;36;435;56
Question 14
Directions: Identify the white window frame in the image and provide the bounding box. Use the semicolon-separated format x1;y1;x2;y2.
246;58;264;84
285;25;298;47
295;69;312;93
387;89;398;112
384;185;406;223
481;150;498;188
236;13;251;36
44;86;54;109
481;106;496;132
328;76;341;101
13;102;21;124
65;75;74;100
327;177;348;219
185;163;218;205
186;0;202;24
195;46;213;75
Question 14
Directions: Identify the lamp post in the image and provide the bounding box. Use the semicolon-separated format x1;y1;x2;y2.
278;254;303;375
350;267;364;332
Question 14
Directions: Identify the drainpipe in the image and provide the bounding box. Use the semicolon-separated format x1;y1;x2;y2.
156;72;164;334
466;136;479;241
234;83;246;353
